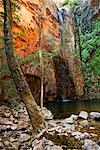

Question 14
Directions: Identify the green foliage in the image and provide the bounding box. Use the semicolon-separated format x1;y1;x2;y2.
61;0;99;95
61;0;78;8
0;64;10;77
89;47;100;76
0;42;18;100
12;0;21;12
12;0;21;23
81;19;100;71
19;49;56;65
80;18;100;93
13;14;20;24
0;63;18;99
11;98;20;112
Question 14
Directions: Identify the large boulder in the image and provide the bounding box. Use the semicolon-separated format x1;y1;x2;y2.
82;139;100;150
89;112;100;121
79;111;88;120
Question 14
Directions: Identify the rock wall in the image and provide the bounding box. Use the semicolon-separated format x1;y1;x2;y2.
0;0;85;101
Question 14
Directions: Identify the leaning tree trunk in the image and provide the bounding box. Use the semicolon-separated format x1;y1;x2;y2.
38;12;44;113
3;0;44;130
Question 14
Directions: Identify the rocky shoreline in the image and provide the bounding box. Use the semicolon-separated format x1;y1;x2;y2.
0;101;100;150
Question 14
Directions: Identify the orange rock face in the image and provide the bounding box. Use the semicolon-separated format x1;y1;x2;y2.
12;0;61;58
0;0;85;101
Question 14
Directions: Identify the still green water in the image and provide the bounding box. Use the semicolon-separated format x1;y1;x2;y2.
45;100;100;119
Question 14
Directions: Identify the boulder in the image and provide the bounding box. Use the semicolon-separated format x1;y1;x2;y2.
19;133;30;143
79;111;88;120
63;114;77;124
71;114;78;120
64;117;74;124
89;112;100;121
82;139;100;150
80;120;89;127
43;108;53;120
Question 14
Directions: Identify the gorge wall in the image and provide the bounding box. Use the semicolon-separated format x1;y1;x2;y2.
0;0;85;102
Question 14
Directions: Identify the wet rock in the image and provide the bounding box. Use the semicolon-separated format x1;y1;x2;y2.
79;111;88;120
19;133;30;142
89;112;100;121
82;139;100;150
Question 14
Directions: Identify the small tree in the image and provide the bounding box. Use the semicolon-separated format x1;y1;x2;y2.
37;2;55;112
3;0;44;131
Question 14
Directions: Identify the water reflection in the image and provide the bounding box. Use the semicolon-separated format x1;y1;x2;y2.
45;100;100;119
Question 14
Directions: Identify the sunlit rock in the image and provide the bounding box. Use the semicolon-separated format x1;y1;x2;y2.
79;111;88;120
89;112;100;121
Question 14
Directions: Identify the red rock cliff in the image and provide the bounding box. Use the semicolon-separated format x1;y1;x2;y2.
0;0;85;101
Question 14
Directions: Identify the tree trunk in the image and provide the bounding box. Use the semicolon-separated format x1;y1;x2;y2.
38;13;44;112
3;0;44;130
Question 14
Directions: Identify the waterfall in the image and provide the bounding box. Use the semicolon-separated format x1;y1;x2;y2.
57;8;65;26
53;8;76;101
57;8;66;35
